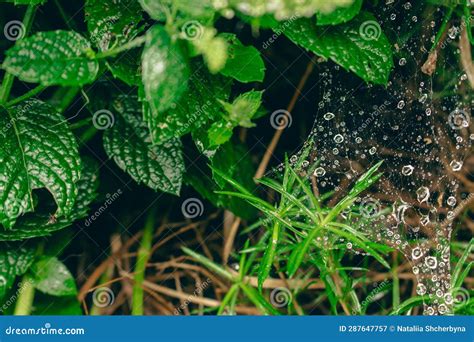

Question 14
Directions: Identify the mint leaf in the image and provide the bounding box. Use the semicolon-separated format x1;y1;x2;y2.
191;28;228;73
223;0;357;20
316;0;362;26
142;25;190;117
0;158;99;241
220;33;265;83
203;90;263;148
107;49;141;86
0;100;82;229
0;242;35;299
6;0;46;4
103;96;184;195
140;0;214;22
30;256;77;296
207;121;234;147
223;90;263;127
85;0;143;51
2;31;99;86
284;12;393;85
142;63;231;143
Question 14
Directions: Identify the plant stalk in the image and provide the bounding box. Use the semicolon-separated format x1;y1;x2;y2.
13;274;35;315
0;4;37;104
132;209;156;315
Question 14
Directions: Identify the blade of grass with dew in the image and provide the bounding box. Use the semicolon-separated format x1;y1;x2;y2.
239;283;280;315
182;247;234;281
389;295;431;315
452;238;473;288
217;284;240;315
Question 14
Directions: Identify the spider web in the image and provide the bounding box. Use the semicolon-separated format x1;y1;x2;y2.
285;2;472;315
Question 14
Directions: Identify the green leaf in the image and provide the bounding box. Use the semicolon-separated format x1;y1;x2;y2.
103;96;184;195
207;121;234;147
142;25;189;117
107;49;142;86
30;256;77;296
452;239;473;288
5;0;46;4
182;247;234;281
239;283;281;315
220;33;265;83
142;62;231;144
0;242;35;299
139;0;169;21
224;0;357;21
0;157;99;241
204;90;263;148
0;100;82;229
316;0;362;26
258;222;280;291
2;30;99;86
389;295;431;315
284;12;393;85
85;0;143;51
223;90;263;127
140;0;214;21
191;28;228;73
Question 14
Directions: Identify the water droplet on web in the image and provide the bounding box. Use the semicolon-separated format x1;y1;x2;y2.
425;256;437;269
412;247;423;259
416;283;427;295
333;134;344;143
447;196;456;206
313;167;325;177
438;304;448;314
399;58;406;66
402;165;414;175
449;160;462;171
416;186;429;203
397;100;405;109
324;112;335;120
